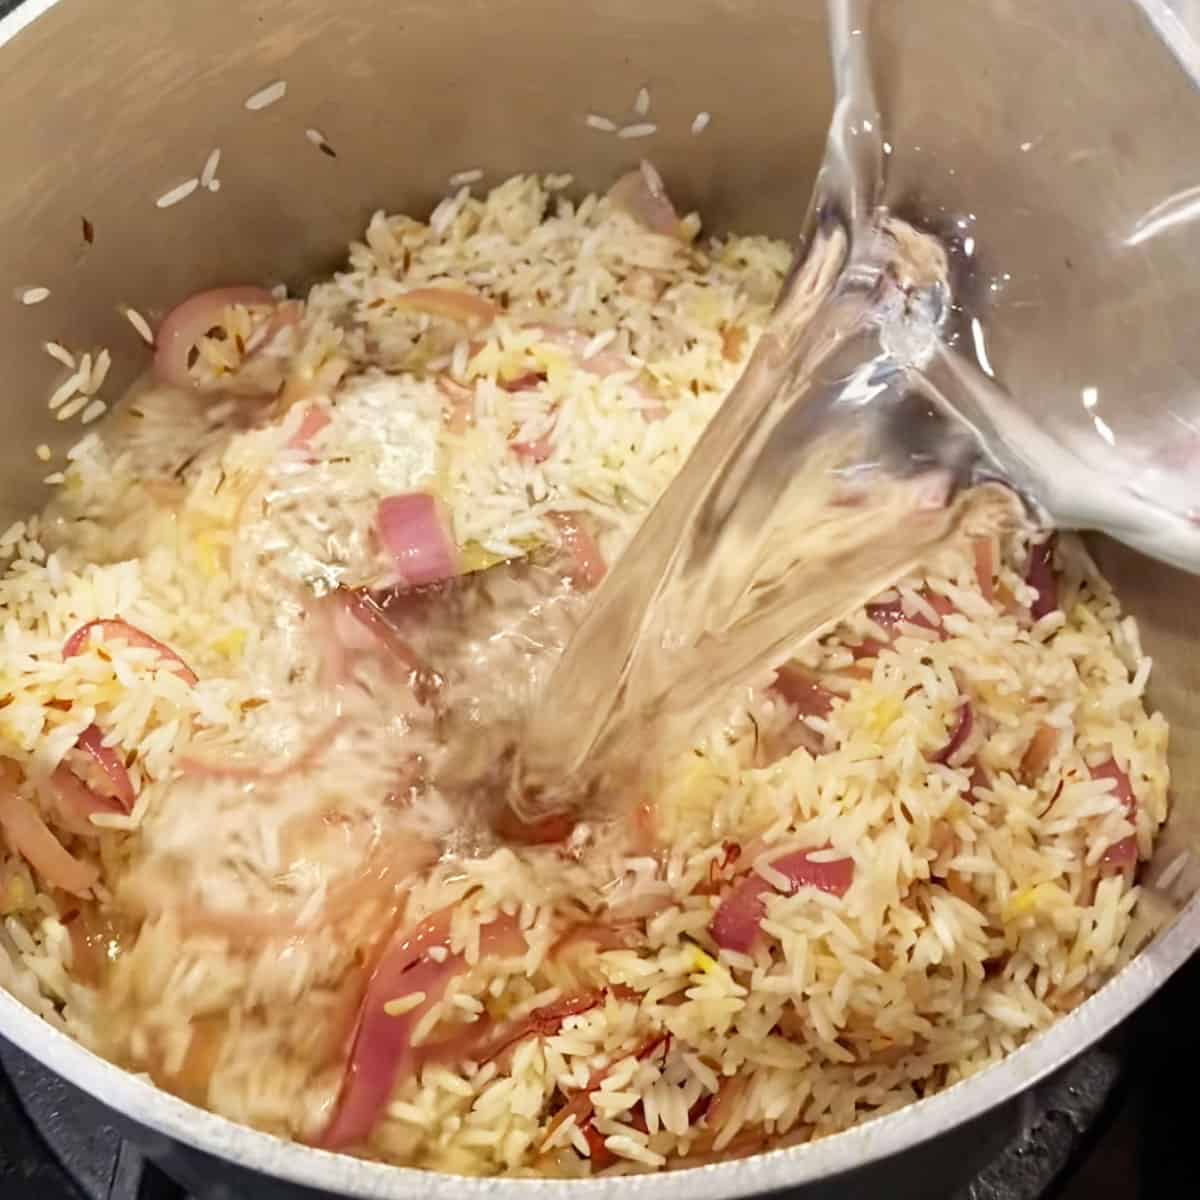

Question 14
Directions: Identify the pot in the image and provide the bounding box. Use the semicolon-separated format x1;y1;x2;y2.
0;1;1198;1197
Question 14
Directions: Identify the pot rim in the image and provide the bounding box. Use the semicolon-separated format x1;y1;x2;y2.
1;0;1197;1195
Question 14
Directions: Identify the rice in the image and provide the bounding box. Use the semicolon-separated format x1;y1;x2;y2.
155;178;199;209
47;368;84;411
634;86;651;117
0;170;1170;1180
585;114;618;132
305;128;337;158
691;111;711;135
618;122;658;140
200;148;221;190
18;286;50;306
43;341;74;368
244;79;287;111
121;307;155;346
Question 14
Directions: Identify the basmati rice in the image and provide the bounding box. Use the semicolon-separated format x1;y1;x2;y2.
244;80;287;111
121;307;155;346
43;341;74;368
0;169;1169;1181
200;148;221;190
155;179;199;210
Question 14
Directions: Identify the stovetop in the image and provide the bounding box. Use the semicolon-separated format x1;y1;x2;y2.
2;948;1197;1200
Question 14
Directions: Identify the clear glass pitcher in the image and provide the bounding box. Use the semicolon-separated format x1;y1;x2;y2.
519;0;1200;786
862;0;1200;568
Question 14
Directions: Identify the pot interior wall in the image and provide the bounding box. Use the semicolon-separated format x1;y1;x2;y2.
0;0;829;519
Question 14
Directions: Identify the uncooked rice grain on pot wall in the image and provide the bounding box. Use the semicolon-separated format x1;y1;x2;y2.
0;168;1170;1180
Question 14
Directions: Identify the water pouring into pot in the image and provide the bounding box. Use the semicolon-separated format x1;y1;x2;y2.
512;0;1200;820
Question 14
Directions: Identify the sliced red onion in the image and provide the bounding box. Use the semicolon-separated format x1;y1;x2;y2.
931;701;974;765
1026;536;1058;619
866;589;955;636
607;162;683;239
73;725;136;813
334;589;427;674
772;665;836;718
49;763;123;835
245;298;304;356
1089;757;1136;816
849;637;887;661
709;848;853;953
324;589;438;704
1091;755;1138;873
427;984;604;1070
318;909;526;1150
1101;834;1138;872
494;805;576;845
499;371;545;393
973;537;996;603
866;598;905;627
547;511;606;590
542;1089;598;1154
287;405;331;453
376;493;459;589
64;619;198;686
392;287;498;326
154;286;276;389
0;766;98;896
510;429;555;462
1019;724;1058;784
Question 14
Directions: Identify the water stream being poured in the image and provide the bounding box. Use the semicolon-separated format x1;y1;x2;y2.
511;0;1200;818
